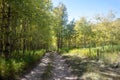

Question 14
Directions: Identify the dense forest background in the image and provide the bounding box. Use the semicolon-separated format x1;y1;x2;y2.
0;0;120;79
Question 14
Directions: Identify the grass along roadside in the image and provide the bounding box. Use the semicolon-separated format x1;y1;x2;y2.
0;49;46;80
41;52;54;80
62;45;120;79
63;45;120;65
41;63;53;80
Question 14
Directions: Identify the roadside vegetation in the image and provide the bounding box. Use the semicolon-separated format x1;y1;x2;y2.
0;50;45;80
62;45;120;79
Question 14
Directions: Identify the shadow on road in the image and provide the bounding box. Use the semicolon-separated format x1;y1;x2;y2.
63;55;120;80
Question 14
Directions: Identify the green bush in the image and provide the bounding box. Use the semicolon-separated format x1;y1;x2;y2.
59;48;70;53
